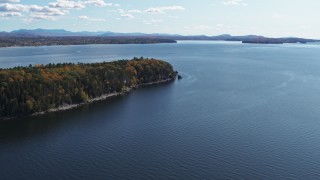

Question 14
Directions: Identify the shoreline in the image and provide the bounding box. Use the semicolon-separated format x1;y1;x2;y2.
0;41;178;49
1;78;175;121
0;38;177;49
33;78;175;116
32;92;121;116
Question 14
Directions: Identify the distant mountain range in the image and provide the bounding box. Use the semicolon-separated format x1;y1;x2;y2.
0;29;319;44
0;29;179;37
0;29;106;37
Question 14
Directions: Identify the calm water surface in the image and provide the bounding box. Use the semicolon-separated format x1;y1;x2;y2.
1;41;320;179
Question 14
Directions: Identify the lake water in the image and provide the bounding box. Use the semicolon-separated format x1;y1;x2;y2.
1;41;320;179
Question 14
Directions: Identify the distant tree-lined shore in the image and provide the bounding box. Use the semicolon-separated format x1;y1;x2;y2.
0;36;177;47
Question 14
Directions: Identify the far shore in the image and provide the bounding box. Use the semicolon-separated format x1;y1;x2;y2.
0;36;177;48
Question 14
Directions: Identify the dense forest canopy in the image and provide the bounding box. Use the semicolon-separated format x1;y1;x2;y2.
0;57;177;119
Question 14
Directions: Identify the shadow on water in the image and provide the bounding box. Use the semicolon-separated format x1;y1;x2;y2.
0;81;176;144
0;95;127;143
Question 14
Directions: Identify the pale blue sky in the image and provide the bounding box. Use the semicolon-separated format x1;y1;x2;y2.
0;0;320;38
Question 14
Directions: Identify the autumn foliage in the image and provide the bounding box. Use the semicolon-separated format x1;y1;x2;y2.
0;57;176;118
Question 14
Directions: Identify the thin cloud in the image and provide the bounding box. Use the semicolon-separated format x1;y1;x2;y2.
144;18;163;25
49;0;86;9
145;6;185;14
128;9;142;13
0;3;66;15
78;15;105;21
0;2;67;21
83;0;109;7
0;0;20;3
120;13;134;19
222;0;247;6
0;11;21;17
0;0;111;22
30;13;57;21
116;8;134;19
29;5;66;16
0;3;28;12
49;0;110;9
117;9;125;13
78;15;89;19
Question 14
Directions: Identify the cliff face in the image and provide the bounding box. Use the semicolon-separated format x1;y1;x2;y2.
0;58;177;119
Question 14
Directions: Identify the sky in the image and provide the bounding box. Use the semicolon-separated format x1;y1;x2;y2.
0;0;320;38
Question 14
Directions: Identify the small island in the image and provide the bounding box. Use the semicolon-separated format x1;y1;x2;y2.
0;57;178;119
242;37;317;44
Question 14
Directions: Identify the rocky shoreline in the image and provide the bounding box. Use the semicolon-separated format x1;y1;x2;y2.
33;78;175;116
17;78;176;119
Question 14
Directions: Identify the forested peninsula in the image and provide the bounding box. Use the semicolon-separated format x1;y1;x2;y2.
0;58;177;119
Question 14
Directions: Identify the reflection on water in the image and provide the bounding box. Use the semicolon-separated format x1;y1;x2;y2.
0;95;125;142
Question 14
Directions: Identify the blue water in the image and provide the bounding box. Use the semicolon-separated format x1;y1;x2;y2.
1;41;320;179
